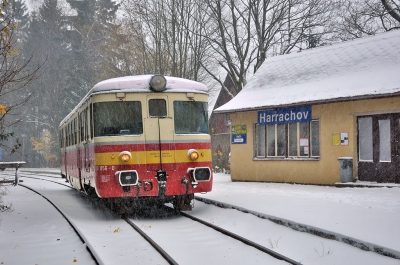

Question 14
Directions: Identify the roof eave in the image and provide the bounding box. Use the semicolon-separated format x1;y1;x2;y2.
213;91;400;114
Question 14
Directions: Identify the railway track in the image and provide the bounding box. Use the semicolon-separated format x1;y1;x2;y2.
17;182;100;265
126;206;300;264
2;172;301;264
3;173;169;264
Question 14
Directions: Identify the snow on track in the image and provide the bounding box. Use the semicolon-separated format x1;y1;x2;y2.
11;177;169;265
129;214;290;265
0;185;95;265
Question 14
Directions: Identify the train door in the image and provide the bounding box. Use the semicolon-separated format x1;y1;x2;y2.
144;95;176;172
61;127;67;176
357;113;400;183
76;116;84;191
82;107;90;173
79;107;90;191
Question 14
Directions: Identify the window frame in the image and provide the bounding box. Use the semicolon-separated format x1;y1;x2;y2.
93;101;143;137
173;100;209;134
254;119;320;160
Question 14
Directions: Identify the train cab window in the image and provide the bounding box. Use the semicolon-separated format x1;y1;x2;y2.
93;101;143;136
149;99;167;117
174;101;208;134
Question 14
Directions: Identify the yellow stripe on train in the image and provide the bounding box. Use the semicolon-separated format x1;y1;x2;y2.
94;149;212;166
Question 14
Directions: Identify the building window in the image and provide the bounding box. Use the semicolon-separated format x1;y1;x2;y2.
255;120;320;159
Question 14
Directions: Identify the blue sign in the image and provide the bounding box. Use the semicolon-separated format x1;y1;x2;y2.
232;134;247;144
258;106;312;125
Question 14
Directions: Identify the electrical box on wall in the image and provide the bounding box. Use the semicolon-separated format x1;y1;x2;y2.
333;132;349;146
341;133;349;145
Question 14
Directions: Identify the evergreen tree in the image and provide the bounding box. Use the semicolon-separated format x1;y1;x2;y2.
6;0;29;44
20;0;82;166
65;0;120;87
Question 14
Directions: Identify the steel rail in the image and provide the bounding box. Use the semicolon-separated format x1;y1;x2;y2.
122;217;179;265
180;211;302;265
16;175;178;265
18;183;99;265
14;174;300;264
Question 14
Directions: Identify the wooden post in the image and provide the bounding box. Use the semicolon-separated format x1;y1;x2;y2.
0;162;26;186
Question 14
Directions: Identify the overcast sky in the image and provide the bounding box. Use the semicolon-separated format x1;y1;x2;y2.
25;0;78;13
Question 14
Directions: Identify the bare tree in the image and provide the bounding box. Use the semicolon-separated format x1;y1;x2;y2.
381;0;400;23
199;0;334;98
199;0;255;98
334;0;400;41
119;0;209;82
0;1;42;156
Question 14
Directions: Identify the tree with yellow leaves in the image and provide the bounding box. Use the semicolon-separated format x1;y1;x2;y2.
0;0;42;157
30;130;58;167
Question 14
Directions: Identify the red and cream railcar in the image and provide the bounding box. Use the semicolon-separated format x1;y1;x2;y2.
59;75;212;211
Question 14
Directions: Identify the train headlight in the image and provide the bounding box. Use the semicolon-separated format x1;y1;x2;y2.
119;151;131;163
193;167;211;182
116;170;139;186
149;75;167;92
188;149;199;161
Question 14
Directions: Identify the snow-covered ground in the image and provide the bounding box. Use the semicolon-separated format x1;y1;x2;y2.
1;169;400;264
197;173;400;262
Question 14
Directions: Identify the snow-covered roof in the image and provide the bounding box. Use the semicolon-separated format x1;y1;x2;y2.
91;75;208;94
215;29;400;113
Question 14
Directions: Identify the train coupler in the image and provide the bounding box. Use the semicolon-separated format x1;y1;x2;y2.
155;170;167;198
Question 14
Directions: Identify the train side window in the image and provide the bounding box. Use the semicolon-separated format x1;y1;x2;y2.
90;103;93;139
59;128;63;148
72;118;75;145
149;99;167;117
80;111;84;142
85;108;89;141
80;109;88;142
70;122;72;146
70;121;72;145
66;123;69;146
67;123;71;146
93;101;143;136
73;118;77;145
69;122;72;146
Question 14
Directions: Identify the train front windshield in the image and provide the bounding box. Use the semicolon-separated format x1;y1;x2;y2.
174;101;208;134
93;100;208;136
94;101;143;136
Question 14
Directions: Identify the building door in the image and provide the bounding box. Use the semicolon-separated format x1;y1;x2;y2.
358;113;400;183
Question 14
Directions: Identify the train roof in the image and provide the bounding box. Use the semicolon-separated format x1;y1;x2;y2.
91;75;208;94
59;75;208;126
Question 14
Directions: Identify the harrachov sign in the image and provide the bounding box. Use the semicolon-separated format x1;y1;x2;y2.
258;106;312;125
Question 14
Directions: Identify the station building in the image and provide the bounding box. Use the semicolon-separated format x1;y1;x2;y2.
214;30;400;185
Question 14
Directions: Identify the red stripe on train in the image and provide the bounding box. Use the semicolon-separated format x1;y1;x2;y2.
94;142;211;153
